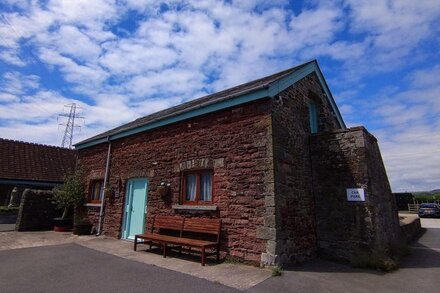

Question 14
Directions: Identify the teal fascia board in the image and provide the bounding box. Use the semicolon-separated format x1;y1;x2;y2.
0;179;61;186
75;61;345;149
75;137;109;150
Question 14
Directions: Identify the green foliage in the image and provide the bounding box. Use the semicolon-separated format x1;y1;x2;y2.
351;242;411;272
52;170;85;219
414;193;440;202
351;250;398;272
0;206;19;214
271;265;283;277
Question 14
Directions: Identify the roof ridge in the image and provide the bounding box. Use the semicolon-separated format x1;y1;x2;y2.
0;137;76;151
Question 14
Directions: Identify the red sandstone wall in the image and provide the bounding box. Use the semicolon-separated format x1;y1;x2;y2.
271;72;342;264
78;99;274;263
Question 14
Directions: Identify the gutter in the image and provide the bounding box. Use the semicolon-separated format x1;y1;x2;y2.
96;137;111;236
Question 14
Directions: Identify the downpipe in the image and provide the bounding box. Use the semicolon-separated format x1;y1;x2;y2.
96;137;111;236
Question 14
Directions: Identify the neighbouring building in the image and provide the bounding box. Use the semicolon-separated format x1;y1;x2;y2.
0;138;77;206
75;60;400;266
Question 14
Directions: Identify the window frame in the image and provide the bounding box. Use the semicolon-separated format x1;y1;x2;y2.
181;169;214;205
308;100;318;134
88;179;104;204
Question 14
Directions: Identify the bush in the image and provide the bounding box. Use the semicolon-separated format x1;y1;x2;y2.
414;194;440;202
52;170;85;220
351;250;398;272
0;206;19;214
271;265;283;277
351;242;410;272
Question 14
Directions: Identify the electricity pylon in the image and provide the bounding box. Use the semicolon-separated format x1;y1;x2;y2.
59;103;84;149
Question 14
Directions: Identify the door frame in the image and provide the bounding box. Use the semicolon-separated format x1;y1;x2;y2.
121;177;148;240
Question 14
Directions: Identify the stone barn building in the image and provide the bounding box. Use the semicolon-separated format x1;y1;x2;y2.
75;60;400;266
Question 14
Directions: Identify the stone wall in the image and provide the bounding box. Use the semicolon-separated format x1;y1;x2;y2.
15;189;58;231
78;99;275;263
400;215;422;243
310;127;400;261
269;72;342;265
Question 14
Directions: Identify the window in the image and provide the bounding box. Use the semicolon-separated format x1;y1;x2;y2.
308;100;318;133
89;180;104;203
182;170;213;204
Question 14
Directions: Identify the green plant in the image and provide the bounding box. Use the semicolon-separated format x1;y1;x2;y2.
351;249;398;272
75;217;91;225
271;265;283;277
0;206;19;214
52;170;85;220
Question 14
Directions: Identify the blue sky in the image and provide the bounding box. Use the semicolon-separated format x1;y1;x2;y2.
0;0;439;192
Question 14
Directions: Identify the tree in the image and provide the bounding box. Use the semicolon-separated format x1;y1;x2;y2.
52;170;85;219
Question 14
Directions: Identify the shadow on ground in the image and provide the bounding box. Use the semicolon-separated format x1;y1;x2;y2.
135;243;221;266
282;228;440;274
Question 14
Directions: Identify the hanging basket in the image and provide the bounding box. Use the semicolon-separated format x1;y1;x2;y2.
157;183;171;198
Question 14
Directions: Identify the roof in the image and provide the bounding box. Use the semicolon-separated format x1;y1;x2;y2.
0;138;77;184
76;60;345;149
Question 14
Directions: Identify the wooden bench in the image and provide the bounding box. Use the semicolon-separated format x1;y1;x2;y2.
134;215;221;266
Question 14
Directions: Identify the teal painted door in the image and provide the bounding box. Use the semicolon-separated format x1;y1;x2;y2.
123;178;148;240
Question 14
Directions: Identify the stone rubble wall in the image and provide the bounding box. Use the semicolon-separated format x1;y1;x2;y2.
15;189;58;231
310;127;400;261
400;215;422;243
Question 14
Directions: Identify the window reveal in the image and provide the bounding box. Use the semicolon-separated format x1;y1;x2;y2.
182;170;213;204
89;180;104;203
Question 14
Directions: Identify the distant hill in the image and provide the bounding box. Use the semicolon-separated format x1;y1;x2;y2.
413;189;440;196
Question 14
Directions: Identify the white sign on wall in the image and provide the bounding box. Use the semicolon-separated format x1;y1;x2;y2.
346;188;365;202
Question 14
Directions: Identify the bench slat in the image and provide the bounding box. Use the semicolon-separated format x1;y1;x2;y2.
152;215;184;231
183;218;221;235
135;215;221;266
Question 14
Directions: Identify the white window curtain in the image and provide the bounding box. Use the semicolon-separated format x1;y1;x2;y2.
200;173;212;201
186;174;197;201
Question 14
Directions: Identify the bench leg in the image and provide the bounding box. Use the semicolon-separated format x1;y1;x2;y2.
201;247;206;266
134;236;138;251
216;245;220;262
163;243;167;258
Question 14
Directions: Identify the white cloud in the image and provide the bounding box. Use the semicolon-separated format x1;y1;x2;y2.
0;93;18;102
1;72;39;95
38;25;103;62
0;49;26;66
38;48;108;87
99;39;178;75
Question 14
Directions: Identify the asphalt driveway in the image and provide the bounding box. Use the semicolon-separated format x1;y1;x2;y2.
250;219;440;293
1;218;439;293
0;243;238;293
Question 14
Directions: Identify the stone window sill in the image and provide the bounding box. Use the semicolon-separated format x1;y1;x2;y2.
172;205;218;211
84;203;101;207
